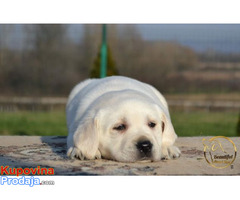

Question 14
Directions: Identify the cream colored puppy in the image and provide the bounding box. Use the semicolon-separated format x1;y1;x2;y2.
66;76;180;162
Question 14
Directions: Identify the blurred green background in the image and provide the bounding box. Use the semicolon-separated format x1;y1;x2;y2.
0;110;239;137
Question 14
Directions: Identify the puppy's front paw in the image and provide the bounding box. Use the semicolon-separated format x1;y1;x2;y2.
67;146;85;160
67;147;102;160
95;149;102;159
161;145;181;160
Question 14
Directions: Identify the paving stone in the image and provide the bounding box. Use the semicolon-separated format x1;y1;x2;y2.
0;136;239;175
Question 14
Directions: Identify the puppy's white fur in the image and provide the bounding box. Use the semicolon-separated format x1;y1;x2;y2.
66;76;180;162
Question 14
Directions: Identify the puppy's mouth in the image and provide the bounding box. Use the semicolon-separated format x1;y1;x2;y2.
137;157;153;163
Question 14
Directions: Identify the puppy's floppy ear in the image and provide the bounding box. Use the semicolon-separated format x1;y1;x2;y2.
68;111;102;160
161;113;177;147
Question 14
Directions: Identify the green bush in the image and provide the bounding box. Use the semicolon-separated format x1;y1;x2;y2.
237;112;240;136
90;46;119;78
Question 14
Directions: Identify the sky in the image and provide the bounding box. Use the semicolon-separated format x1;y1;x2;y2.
1;24;240;53
137;24;240;53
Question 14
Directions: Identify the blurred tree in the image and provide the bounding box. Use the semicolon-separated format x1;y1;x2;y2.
113;24;145;79
1;24;240;96
90;46;118;78
81;25;101;75
0;25;11;91
30;24;73;95
23;24;89;96
0;25;13;66
34;25;66;50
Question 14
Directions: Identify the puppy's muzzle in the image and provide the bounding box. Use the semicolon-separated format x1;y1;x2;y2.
136;140;153;158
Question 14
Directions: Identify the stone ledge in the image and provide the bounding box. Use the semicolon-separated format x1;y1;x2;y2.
0;136;239;175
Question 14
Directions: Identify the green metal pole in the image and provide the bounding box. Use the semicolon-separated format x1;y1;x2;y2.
100;24;107;78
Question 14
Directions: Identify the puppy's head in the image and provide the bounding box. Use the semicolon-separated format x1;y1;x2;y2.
72;91;176;162
97;98;173;162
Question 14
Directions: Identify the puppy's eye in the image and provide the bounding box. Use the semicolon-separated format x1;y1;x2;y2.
148;122;156;128
113;124;126;131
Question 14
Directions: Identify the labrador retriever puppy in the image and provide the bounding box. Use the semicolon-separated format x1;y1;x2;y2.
66;76;180;162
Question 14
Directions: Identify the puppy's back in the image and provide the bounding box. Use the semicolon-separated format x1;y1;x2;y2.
67;79;96;106
66;76;168;135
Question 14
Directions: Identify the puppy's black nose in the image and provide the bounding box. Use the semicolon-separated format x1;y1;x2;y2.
136;140;153;154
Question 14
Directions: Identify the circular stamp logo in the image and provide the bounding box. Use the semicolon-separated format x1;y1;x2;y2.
202;136;237;169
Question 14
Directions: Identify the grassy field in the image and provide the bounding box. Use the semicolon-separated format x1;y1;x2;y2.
0;111;67;136
171;111;239;137
0;110;239;137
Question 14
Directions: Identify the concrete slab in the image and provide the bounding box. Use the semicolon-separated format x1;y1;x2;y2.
0;136;239;175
